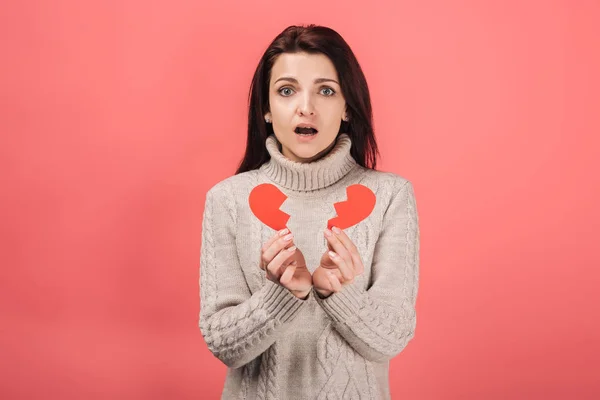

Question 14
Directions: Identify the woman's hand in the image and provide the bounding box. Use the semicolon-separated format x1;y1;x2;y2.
259;228;312;299
313;226;365;298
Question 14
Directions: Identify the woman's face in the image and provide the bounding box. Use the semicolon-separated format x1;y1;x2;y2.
265;52;348;163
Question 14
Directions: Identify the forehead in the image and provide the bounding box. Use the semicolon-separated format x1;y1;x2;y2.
270;52;339;83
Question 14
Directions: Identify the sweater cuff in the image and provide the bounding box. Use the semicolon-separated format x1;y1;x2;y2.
313;281;366;323
263;280;310;323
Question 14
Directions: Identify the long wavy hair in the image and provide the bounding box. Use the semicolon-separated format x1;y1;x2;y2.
235;24;380;174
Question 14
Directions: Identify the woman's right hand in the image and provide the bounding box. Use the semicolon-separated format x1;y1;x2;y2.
259;228;312;299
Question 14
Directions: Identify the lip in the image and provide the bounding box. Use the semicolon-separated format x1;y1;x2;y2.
294;122;318;131
294;129;318;142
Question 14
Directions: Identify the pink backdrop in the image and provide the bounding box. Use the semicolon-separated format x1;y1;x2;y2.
1;0;598;399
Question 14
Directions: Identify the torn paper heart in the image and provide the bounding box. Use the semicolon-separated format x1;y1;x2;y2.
248;183;291;231
326;184;376;230
248;183;376;231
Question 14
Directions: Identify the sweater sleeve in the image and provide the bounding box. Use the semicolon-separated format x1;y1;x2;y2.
199;183;311;369
313;179;420;363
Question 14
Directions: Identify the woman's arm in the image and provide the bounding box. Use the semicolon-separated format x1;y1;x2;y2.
313;179;420;363
199;183;310;369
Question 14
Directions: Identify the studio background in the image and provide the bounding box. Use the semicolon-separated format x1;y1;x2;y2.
1;0;598;399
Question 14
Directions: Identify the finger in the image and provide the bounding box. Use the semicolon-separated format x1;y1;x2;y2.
280;261;297;286
327;271;343;292
327;250;354;283
267;245;296;280
261;229;294;270
261;227;290;253
261;234;278;270
263;231;295;265
331;227;364;275
325;228;353;269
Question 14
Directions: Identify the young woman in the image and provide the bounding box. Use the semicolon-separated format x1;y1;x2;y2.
199;24;420;400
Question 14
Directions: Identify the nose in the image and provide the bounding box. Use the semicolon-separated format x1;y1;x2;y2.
297;92;315;117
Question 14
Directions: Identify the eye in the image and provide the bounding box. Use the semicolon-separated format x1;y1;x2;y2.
278;87;294;97
320;87;336;96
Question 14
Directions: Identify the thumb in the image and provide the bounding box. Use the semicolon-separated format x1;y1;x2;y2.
280;261;297;286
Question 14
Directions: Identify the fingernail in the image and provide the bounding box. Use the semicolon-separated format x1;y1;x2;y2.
284;233;293;241
324;229;332;237
332;226;341;234
279;228;289;236
328;251;337;258
288;246;297;252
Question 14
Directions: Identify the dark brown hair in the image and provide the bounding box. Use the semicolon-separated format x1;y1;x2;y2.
235;24;380;174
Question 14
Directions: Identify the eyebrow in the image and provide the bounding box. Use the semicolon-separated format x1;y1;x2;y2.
273;77;340;85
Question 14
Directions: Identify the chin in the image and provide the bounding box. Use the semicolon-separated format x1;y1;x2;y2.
294;139;335;159
290;147;320;160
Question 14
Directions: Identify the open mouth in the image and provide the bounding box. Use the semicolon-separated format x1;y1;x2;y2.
294;126;318;136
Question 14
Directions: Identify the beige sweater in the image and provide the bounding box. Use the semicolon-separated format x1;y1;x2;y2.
199;133;420;399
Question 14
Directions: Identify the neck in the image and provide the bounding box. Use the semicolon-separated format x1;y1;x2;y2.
259;133;358;192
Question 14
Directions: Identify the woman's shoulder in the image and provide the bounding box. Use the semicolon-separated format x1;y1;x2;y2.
203;170;261;220
205;169;261;200
354;165;413;194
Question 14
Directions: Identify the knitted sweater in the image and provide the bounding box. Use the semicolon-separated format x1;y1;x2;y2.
199;133;420;400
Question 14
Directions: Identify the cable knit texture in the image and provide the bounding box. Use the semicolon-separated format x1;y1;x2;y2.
199;133;420;399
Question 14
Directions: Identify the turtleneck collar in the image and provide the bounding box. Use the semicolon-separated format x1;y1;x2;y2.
259;133;358;192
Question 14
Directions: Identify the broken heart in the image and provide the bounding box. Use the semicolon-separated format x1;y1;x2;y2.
248;183;376;231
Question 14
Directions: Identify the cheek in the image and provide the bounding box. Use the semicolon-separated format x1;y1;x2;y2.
317;99;345;119
322;111;344;131
270;99;296;120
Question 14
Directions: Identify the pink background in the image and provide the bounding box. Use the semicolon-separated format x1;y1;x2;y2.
1;0;599;399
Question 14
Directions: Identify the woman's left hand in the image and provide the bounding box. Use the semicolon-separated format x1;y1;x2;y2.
313;226;365;298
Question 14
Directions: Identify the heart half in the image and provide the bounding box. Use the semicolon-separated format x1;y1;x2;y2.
248;183;290;231
327;184;376;230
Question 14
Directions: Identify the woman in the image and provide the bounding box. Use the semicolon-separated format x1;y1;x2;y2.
199;24;420;400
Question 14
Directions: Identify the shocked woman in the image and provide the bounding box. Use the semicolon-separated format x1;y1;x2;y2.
199;24;420;400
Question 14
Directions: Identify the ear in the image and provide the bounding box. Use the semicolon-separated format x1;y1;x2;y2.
342;108;350;122
264;112;272;122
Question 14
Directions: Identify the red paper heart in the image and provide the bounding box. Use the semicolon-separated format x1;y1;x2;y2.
248;183;290;231
249;183;376;231
327;184;376;230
